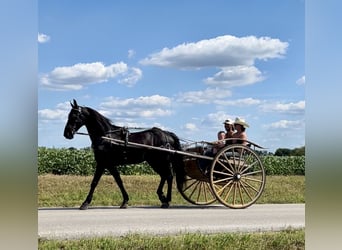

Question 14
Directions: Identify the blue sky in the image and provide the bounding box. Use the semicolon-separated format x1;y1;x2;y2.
38;0;305;153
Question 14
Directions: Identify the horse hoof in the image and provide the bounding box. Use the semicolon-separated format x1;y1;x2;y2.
120;202;128;209
79;203;89;210
161;202;169;208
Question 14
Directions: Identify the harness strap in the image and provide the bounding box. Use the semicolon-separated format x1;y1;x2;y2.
118;127;129;147
124;129;129;147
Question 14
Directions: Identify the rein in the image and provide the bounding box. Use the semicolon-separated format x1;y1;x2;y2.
75;126;150;137
75;132;89;136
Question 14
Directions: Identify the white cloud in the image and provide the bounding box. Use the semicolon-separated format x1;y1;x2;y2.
39;62;142;90
202;111;231;127
260;100;305;114
140;35;288;87
118;67;143;87
267;119;304;129
140;35;288;68
200;111;248;131
215;97;263;106
38;108;66;120
128;49;136;58
176;90;262;107
205;66;264;87
176;88;232;104
102;95;171;108
38;96;173;124
296;75;305;85
100;95;172;119
182;123;199;132
38;102;70;121
38;33;50;43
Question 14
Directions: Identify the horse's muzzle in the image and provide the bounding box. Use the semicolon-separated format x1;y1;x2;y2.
64;127;75;139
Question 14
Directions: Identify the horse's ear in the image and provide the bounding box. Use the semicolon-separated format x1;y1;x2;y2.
71;99;78;108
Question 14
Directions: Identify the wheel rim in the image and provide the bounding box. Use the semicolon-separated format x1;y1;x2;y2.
180;175;217;205
210;145;266;208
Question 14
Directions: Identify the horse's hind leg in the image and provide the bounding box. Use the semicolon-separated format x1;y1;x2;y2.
108;167;129;208
80;166;104;210
157;174;173;208
157;177;168;207
166;175;173;205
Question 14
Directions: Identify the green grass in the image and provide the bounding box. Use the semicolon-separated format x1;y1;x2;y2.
38;175;305;249
38;229;304;249
38;175;305;207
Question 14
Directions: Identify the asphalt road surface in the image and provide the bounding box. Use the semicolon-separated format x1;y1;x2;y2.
38;204;304;239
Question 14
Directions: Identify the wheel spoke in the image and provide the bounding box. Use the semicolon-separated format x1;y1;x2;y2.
198;181;210;202
239;179;254;201
233;182;237;205
222;182;234;203
240;178;262;193
212;169;232;177
236;149;245;172
216;158;235;175
188;180;201;200
213;176;234;184
243;173;264;181
182;178;198;192
203;182;215;202
240;160;259;175
213;179;233;195
237;182;245;205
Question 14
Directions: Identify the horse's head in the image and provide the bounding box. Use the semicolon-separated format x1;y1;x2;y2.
63;99;88;139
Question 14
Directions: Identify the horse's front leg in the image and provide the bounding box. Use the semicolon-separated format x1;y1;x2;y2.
80;166;104;210
108;167;129;208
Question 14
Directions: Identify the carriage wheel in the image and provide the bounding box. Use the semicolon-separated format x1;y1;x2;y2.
209;145;266;209
179;175;217;206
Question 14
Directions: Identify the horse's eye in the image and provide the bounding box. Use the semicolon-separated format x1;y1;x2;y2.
68;113;78;121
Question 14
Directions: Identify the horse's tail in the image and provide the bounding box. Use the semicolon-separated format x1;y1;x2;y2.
167;131;186;191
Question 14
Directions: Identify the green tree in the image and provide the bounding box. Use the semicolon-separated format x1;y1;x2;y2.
292;146;305;156
274;148;292;156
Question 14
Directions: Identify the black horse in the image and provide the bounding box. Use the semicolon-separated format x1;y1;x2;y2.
63;99;185;209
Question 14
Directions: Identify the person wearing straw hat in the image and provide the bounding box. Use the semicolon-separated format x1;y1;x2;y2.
232;117;249;145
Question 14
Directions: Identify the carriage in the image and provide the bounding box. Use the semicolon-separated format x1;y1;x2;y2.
64;99;266;209
101;136;266;209
181;141;266;209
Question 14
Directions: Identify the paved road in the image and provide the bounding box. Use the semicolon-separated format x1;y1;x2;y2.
38;204;305;239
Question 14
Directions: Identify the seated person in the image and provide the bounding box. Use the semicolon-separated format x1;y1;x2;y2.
223;119;235;145
232;117;249;146
212;130;226;154
199;131;226;173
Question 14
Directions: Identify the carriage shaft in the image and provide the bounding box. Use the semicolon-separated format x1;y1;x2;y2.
101;136;214;160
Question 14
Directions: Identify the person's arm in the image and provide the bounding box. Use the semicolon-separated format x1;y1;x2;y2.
240;133;248;145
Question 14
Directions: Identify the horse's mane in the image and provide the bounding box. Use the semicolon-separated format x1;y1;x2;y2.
165;130;182;150
85;106;118;132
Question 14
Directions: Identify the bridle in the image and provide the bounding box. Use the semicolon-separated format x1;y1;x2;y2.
69;106;84;136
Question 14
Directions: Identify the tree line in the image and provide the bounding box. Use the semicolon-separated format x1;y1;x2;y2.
274;146;305;156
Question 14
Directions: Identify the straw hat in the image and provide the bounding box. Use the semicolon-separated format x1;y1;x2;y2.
223;119;234;125
234;117;249;128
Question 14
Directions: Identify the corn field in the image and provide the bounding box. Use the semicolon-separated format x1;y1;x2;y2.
38;147;305;176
